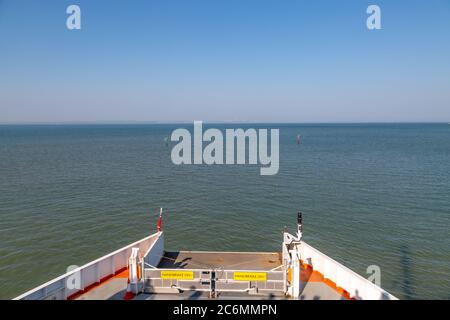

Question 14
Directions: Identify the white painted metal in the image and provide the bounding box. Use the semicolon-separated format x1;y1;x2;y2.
215;269;284;295
143;268;285;296
14;232;163;300
282;212;303;298
143;232;164;268
282;212;397;300
128;248;140;284
291;251;300;297
298;241;398;300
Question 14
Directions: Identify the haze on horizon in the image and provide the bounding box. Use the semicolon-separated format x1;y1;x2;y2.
1;0;450;124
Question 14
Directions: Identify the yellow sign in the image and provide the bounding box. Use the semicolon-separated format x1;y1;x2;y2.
160;270;194;280
233;272;267;282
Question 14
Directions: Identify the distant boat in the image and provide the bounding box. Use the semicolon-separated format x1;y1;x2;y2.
296;134;301;145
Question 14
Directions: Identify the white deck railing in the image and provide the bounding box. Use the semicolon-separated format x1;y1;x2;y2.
14;232;163;300
299;241;397;300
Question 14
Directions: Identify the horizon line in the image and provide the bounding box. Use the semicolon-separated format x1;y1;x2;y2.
0;121;449;126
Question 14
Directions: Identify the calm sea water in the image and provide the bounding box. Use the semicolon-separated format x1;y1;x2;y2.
0;123;449;299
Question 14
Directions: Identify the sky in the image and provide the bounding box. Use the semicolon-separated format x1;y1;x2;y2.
0;0;449;123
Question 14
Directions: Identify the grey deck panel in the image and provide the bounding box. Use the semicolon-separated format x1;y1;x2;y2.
157;251;283;270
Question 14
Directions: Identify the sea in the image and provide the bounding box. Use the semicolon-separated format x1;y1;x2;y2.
0;123;449;299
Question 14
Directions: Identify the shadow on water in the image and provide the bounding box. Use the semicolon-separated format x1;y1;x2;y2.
398;245;417;299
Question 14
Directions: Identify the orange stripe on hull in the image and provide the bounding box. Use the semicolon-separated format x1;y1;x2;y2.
300;261;353;300
66;267;129;300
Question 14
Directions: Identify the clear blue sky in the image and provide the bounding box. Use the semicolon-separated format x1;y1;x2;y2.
1;0;449;123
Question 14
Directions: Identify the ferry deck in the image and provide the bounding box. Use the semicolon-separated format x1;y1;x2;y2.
74;251;346;300
14;212;397;301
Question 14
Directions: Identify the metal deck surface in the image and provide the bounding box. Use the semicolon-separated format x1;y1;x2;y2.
76;251;347;300
157;251;283;270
